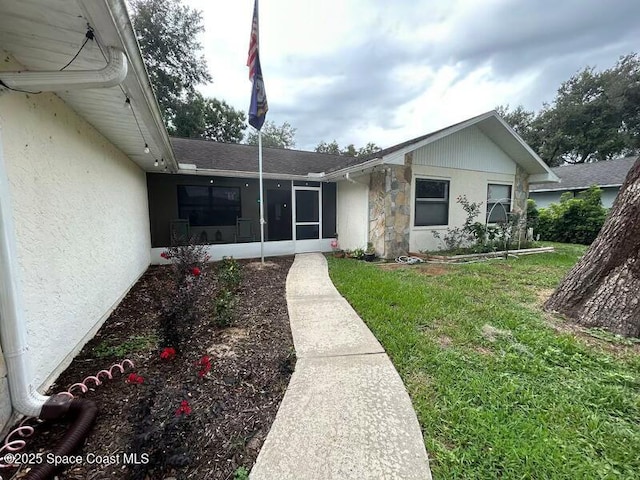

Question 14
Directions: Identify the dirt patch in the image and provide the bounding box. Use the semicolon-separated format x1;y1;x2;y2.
436;335;453;348
535;288;555;306
544;312;640;356
6;256;295;480
378;262;450;276
417;265;450;276
473;346;494;356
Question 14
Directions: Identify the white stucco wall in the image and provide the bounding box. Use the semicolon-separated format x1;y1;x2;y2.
0;91;151;394
408;127;521;252
410;165;516;252
336;179;369;251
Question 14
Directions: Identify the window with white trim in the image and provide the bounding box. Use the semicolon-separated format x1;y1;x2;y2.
414;179;449;226
486;184;512;222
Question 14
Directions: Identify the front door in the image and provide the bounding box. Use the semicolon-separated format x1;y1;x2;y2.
293;187;322;252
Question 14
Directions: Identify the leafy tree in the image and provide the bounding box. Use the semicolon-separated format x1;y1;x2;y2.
495;105;535;138
315;140;341;155
315;140;381;157
171;94;246;142
498;54;640;166
130;0;211;123
246;121;297;148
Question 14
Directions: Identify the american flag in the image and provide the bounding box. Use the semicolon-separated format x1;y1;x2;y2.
247;0;259;80
247;0;267;130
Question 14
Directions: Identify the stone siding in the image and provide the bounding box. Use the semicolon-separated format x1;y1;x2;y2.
368;154;413;259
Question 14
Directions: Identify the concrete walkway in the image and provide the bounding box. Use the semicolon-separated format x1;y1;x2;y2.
250;253;432;480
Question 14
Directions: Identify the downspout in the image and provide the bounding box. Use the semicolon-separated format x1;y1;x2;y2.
0;47;127;92
345;172;357;184
0;48;127;477
0;127;49;418
0;46;128;418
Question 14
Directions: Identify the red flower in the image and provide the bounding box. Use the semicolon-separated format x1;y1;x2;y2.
126;373;144;384
160;251;170;259
160;347;176;360
196;355;211;378
175;400;192;416
190;266;201;276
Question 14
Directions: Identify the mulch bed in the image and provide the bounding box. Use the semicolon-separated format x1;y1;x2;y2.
7;256;295;480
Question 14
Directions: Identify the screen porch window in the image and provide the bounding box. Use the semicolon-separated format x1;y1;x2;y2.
486;184;512;222
414;179;449;226
177;185;241;226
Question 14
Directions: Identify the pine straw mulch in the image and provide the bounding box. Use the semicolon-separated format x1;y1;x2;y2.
8;256;295;480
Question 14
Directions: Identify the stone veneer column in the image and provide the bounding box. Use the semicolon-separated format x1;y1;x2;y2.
368;171;386;255
514;165;529;215
368;154;413;259
514;165;529;241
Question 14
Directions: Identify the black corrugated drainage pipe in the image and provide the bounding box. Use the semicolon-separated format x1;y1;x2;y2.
24;396;98;480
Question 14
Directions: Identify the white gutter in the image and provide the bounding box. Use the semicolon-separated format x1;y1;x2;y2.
0;47;127;92
324;157;384;181
0;128;49;417
176;167;314;182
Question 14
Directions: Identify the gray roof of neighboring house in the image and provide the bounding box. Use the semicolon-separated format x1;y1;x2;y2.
170;137;352;176
530;156;638;192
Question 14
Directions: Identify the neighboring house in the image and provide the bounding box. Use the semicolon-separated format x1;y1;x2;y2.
0;1;558;435
529;156;637;208
150;111;558;262
0;0;174;432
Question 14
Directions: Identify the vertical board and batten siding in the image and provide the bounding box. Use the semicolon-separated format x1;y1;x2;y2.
336;179;369;251
0;90;151;399
412;125;517;174
410;126;518;252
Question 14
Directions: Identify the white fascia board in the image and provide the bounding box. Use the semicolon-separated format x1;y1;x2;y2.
176;168;311;181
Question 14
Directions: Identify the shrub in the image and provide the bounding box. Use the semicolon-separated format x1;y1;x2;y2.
217;257;242;291
430;195;528;254
536;186;607;245
155;239;213;349
526;199;539;230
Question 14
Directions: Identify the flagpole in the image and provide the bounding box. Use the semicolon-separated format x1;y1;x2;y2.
258;129;265;264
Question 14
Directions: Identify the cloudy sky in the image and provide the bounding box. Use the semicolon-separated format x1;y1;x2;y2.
185;0;640;151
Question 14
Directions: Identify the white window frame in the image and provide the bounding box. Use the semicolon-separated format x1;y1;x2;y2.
414;177;450;227
486;183;513;223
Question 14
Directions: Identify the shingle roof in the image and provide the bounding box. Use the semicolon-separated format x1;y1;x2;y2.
530;156;638;191
170;137;352;176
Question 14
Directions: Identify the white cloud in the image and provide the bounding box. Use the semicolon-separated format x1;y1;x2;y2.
184;0;640;150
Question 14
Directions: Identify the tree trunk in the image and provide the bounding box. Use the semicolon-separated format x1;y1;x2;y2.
545;157;640;337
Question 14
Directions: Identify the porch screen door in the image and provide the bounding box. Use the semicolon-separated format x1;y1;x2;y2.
294;188;320;240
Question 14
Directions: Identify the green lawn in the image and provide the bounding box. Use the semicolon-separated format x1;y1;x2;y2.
327;244;640;480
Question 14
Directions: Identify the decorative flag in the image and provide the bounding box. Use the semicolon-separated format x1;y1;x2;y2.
247;0;268;130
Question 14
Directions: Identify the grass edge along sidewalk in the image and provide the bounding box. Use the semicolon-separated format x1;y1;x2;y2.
328;244;640;479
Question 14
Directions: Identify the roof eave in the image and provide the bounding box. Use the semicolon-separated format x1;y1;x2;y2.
176;166;316;181
80;0;178;172
324;157;384;181
529;172;561;184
